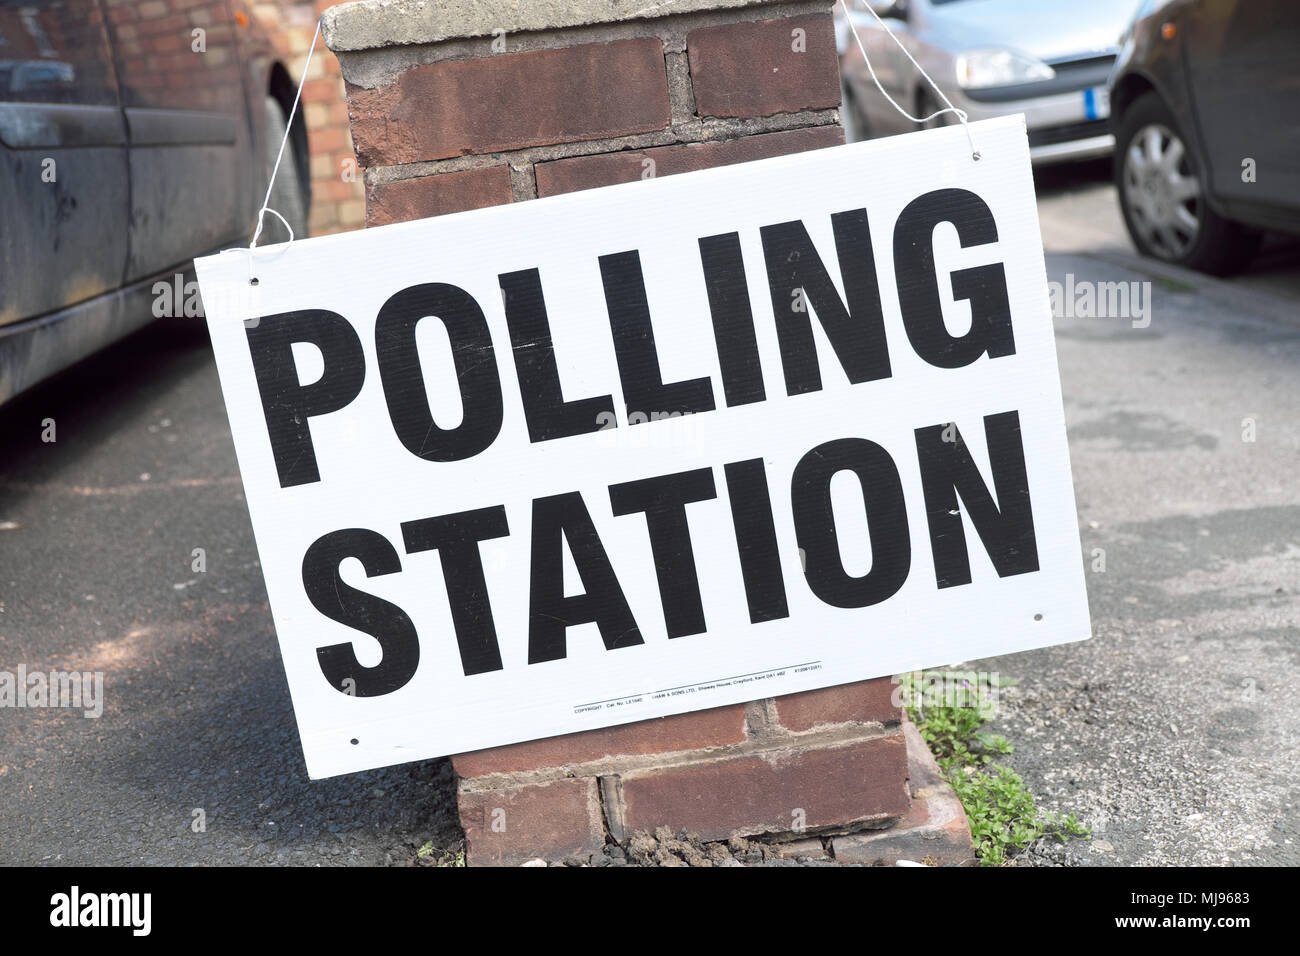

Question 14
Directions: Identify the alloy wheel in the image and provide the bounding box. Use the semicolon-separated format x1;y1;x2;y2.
1122;123;1202;259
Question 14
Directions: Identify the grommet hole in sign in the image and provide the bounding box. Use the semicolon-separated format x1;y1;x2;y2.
838;0;981;161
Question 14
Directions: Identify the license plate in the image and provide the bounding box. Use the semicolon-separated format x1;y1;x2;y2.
1083;86;1110;121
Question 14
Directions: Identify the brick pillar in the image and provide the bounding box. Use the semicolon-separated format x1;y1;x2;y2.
323;0;912;866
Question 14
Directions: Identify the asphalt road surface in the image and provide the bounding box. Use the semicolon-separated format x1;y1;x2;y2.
0;319;460;865
1;158;1297;865
982;160;1300;867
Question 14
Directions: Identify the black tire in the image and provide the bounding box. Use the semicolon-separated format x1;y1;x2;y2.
260;95;308;244
1113;91;1259;275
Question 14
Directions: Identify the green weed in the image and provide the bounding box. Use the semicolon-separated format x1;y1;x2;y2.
417;841;465;867
899;671;1090;866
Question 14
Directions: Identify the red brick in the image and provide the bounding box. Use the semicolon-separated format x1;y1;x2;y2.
310;126;347;153
459;778;604;866
535;124;844;196
365;166;514;226
772;677;902;733
453;704;747;778
687;14;841;119
832;722;974;866
302;78;342;104
616;733;909;841
346;38;670;166
315;178;357;203
328;100;351;127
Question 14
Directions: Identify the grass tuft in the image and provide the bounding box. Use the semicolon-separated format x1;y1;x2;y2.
899;671;1089;866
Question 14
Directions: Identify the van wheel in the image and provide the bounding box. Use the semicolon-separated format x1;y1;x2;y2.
1114;91;1258;275
260;95;308;244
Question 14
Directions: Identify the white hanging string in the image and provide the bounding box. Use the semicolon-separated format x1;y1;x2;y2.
838;0;980;161
244;6;977;286
247;16;322;284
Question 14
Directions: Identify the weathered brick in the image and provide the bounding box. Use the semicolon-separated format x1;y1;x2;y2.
453;704;747;778
365;165;513;226
687;13;841;119
771;677;902;733
535;124;844;196
832;722;975;866
459;777;604;866
346;38;671;166
616;733;909;841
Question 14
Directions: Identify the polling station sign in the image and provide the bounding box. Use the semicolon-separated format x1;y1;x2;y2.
196;115;1089;779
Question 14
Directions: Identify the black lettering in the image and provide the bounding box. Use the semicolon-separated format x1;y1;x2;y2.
893;188;1014;368
699;232;765;407
375;283;503;462
246;310;365;488
528;492;642;663
302;528;419;696
760;209;890;395
914;410;1039;588
609;467;717;638
791;438;910;608
500;268;616;443
723;458;789;623
599;250;716;421
401;506;509;676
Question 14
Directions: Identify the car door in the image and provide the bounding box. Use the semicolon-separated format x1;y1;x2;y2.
1182;0;1300;216
98;0;254;283
0;0;129;325
856;1;917;134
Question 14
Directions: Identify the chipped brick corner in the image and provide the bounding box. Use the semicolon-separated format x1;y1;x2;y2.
324;0;965;866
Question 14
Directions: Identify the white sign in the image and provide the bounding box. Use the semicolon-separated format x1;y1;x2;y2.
196;115;1089;779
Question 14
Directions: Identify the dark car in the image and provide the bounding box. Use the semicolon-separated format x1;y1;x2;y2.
0;0;310;405
1109;0;1300;275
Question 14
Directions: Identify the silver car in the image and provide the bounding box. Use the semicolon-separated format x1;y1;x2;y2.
837;0;1141;163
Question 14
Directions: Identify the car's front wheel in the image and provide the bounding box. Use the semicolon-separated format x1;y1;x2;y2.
1114;91;1259;275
